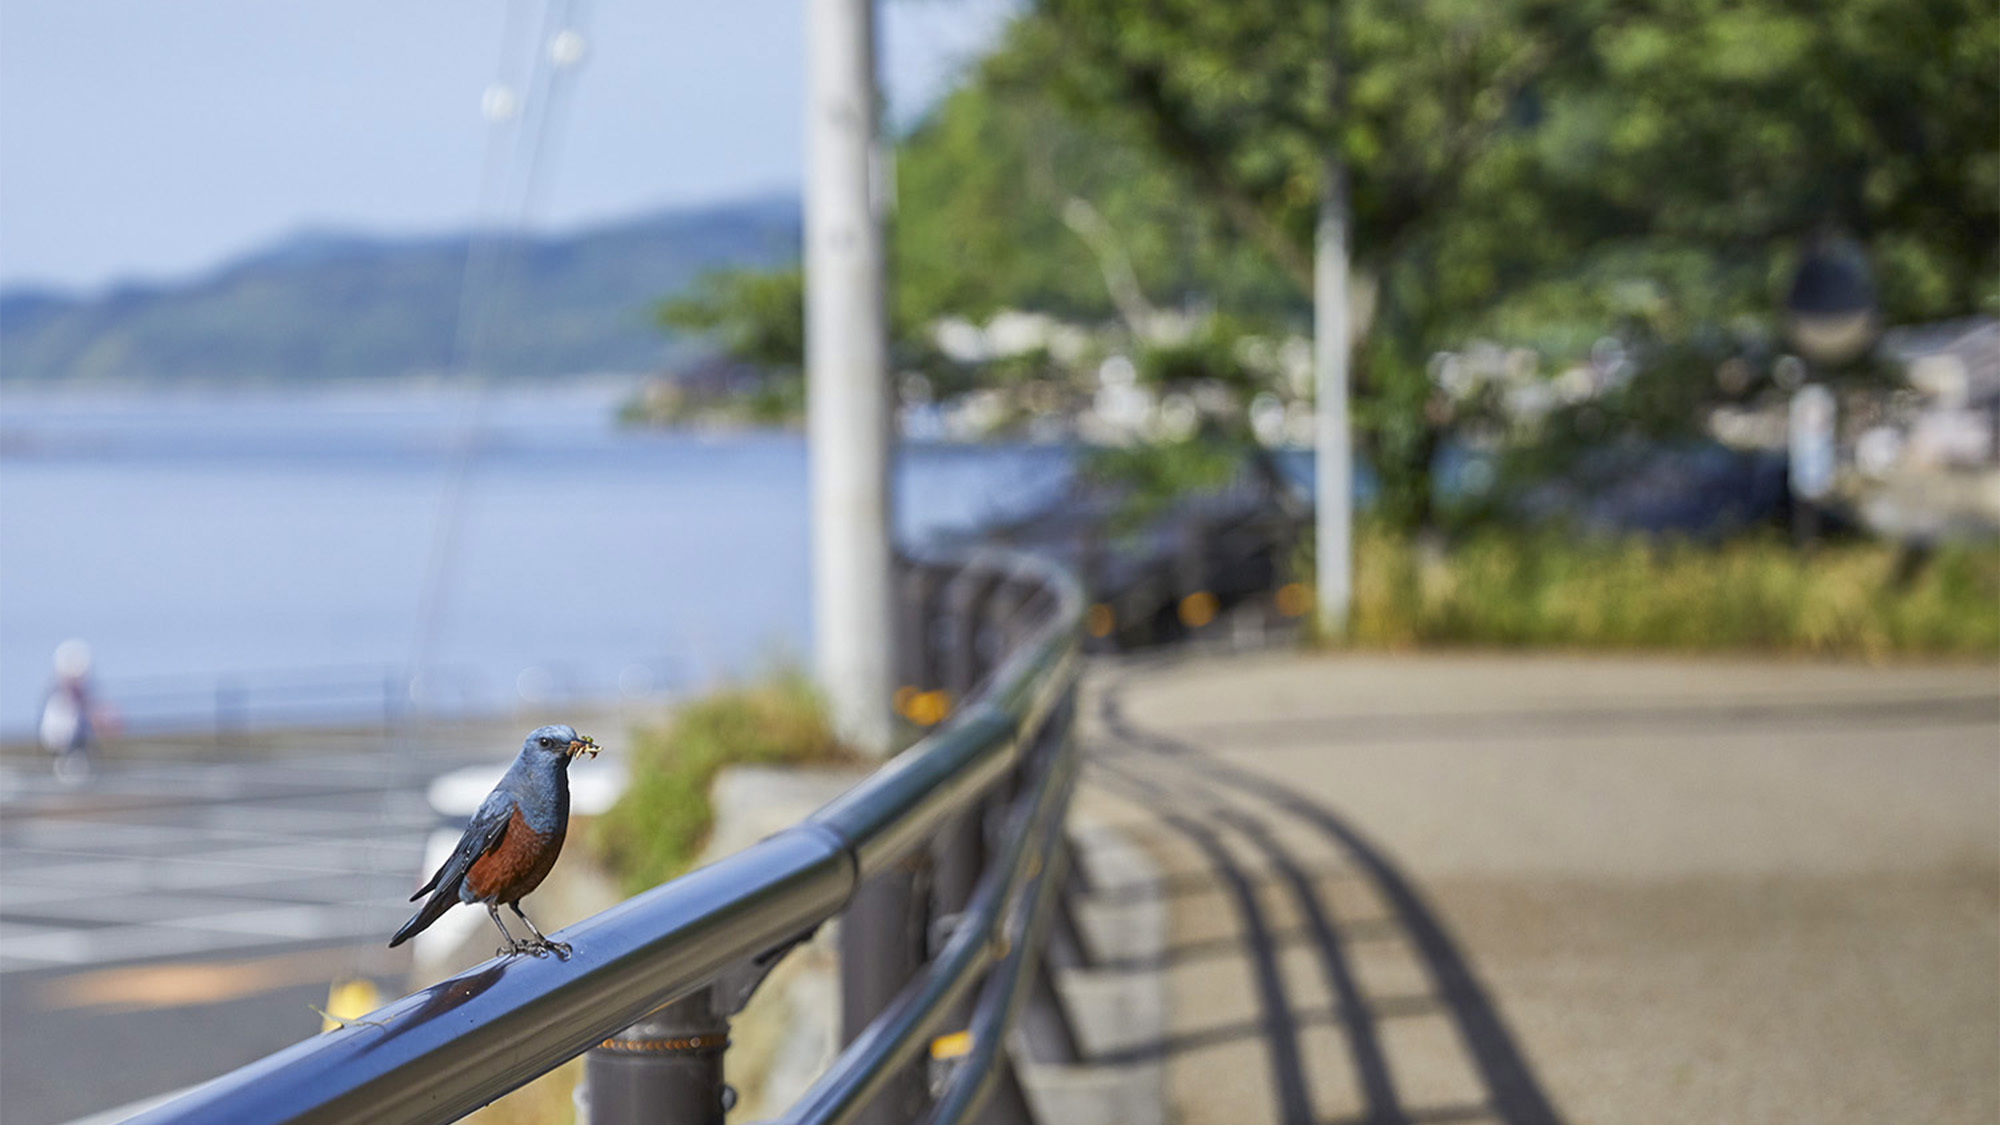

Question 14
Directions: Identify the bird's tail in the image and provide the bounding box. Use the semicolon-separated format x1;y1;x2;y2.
388;890;457;948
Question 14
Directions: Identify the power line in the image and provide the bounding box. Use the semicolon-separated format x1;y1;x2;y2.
406;0;593;696
342;0;595;990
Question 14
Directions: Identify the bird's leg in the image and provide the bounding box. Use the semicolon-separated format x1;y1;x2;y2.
510;902;571;960
486;902;527;957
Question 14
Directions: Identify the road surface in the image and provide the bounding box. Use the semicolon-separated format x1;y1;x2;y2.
1064;650;1999;1124
0;725;510;1125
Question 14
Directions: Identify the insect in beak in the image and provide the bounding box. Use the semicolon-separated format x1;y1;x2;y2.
567;735;600;759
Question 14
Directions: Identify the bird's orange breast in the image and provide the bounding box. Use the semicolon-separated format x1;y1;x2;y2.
465;807;565;903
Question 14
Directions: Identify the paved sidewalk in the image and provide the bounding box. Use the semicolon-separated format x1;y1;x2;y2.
1068;650;1998;1125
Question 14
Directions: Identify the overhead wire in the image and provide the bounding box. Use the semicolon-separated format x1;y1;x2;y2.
407;0;590;693
338;0;594;997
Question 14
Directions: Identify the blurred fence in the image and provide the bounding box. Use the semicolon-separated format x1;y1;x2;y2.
69;657;685;742
918;457;1311;664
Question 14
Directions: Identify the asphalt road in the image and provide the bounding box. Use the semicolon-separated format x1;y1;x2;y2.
1072;651;1999;1125
0;727;506;1125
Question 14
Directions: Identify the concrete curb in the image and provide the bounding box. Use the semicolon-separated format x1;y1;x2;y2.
1015;807;1168;1125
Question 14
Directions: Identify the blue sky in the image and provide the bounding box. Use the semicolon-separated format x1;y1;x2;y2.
0;0;1015;291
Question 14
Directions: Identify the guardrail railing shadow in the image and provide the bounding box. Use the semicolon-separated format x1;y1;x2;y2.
125;547;1084;1125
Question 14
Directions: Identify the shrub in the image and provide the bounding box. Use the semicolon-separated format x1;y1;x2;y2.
1335;526;2000;657
591;670;851;895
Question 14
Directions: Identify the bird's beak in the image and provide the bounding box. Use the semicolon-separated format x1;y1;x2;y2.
567;735;600;759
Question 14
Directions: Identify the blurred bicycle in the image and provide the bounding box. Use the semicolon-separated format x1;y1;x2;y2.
39;639;116;784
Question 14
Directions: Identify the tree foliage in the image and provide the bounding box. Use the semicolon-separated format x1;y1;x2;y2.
894;19;1302;332
658;0;1996;530
1032;0;1996;319
1029;0;1998;526
656;265;806;374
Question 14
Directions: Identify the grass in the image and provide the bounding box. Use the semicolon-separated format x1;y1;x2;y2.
590;669;853;895
1328;525;2000;657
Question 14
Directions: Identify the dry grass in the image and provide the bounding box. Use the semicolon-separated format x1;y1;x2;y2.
1337;526;2000;657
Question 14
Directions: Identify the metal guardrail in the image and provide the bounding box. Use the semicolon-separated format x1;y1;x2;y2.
126;548;1084;1125
24;656;681;743
102;663;421;737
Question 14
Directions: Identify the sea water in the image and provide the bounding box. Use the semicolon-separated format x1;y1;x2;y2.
0;383;1072;736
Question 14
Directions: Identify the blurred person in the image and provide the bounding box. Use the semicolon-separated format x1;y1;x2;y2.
39;639;110;783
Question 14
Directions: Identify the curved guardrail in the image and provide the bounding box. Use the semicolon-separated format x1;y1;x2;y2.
126;548;1084;1125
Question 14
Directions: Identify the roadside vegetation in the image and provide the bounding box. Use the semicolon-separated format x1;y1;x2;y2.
1330;526;2000;657
590;670;852;895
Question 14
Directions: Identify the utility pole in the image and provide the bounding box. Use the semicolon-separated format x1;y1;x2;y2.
1313;152;1353;639
806;0;895;754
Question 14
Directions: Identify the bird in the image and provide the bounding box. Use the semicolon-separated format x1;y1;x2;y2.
389;724;599;960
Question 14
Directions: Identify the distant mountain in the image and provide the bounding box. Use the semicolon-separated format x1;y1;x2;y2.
0;195;800;382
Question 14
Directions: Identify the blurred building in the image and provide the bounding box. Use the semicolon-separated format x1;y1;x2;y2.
1880;318;2000;469
1851;317;2000;541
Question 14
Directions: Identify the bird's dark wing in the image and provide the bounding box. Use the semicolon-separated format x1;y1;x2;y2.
409;789;515;902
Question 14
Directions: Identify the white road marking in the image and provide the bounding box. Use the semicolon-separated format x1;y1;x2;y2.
0;747;487;973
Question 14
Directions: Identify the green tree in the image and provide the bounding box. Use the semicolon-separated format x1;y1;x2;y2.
1029;0;1999;526
894;19;1301;334
658;24;1310;417
656;265;806;373
654;261;969;417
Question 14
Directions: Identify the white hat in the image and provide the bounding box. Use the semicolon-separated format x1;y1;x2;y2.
53;639;92;678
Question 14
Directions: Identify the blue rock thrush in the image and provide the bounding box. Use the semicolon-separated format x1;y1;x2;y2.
389;724;600;960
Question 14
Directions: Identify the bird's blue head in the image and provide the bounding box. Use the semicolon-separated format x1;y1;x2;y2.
523;724;599;764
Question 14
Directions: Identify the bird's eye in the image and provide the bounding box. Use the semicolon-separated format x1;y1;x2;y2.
540;737;554;747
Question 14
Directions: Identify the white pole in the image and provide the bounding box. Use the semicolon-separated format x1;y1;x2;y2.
1313;155;1353;638
806;0;895;754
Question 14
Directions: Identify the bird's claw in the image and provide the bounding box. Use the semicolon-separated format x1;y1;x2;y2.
525;938;572;960
500;938;572;961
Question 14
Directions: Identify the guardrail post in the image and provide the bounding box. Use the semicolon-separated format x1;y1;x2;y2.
898;563;941;691
932;800;987;1025
1020;943;1084;1067
841;853;933;1124
1019;705;1085;1066
972;1056;1037;1125
584;986;732;1125
1046;889;1094;971
933;811;985;940
1177;516;1211;637
987;577;1037;657
1078;527;1102;601
1061;832;1093;894
945;569;1003;695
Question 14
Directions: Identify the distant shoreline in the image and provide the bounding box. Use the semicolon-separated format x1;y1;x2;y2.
0;195;798;383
